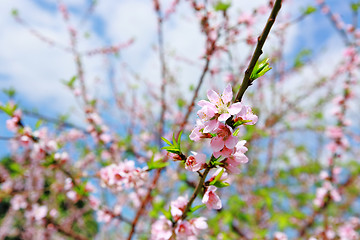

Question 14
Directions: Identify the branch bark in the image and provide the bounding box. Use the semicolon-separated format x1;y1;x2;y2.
234;0;282;103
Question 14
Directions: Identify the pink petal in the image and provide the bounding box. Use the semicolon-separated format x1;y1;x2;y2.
221;84;233;104
197;100;212;107
225;136;238;149
203;120;219;133
207;89;222;106
228;102;243;115
211;137;224;152
218;113;231;122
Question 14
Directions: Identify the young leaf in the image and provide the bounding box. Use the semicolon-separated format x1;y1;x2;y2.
214;1;231;11
303;5;317;15
250;58;272;81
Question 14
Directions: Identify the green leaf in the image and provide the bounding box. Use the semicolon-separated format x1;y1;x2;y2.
250;58;272;81
351;3;360;12
303;5;317;15
11;9;18;16
233;128;240;136
0;103;17;116
190;204;205;212
210;168;224;185
35;119;43;129
148;161;169;170
214;1;231;11
294;49;312;68
2;87;16;98
233;119;252;127
161;132;182;155
161;137;172;146
161;207;172;220
213;181;230;188
61;76;77;88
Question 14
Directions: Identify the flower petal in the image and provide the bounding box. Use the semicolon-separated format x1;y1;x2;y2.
228;102;243;115
211;137;224;152
218;113;231;122
221;84;233;104
207;89;222;106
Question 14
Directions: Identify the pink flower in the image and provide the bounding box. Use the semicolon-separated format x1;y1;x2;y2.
11;194;27;210
238;12;255;26
189;120;211;141
338;222;359;239
274;232;288;240
97;209;112;223
99;160;148;191
234;105;258;126
171;196;188;220
326;126;343;139
185;152;206;172
222;140;248;174
202;186;222;209
151;215;173;240
100;133;112;143
175;220;194;239
208;168;229;183
197;84;242;130
6;117;18;132
189;217;208;235
210;124;238;153
25;204;48;221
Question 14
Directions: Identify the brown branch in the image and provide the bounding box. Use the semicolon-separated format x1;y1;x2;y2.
155;0;168;147
234;0;282;103
180;166;211;220
22;109;87;132
126;168;163;240
177;57;210;134
298;175;356;237
48;217;89;240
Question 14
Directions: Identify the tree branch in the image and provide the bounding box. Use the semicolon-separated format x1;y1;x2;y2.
234;0;282;103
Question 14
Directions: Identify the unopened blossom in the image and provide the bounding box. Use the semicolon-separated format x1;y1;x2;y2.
202;186;222;209
185;152;206;172
151;215;173;240
171;195;188;220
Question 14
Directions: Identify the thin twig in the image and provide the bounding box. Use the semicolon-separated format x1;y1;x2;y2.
234;0;282;103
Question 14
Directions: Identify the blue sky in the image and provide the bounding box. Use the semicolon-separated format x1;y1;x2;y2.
0;0;357;156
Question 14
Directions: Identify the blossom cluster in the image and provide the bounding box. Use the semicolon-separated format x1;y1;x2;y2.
153;85;257;239
151;196;208;240
188;84;257;207
99;160;148;191
188;84;257;172
313;169;342;207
